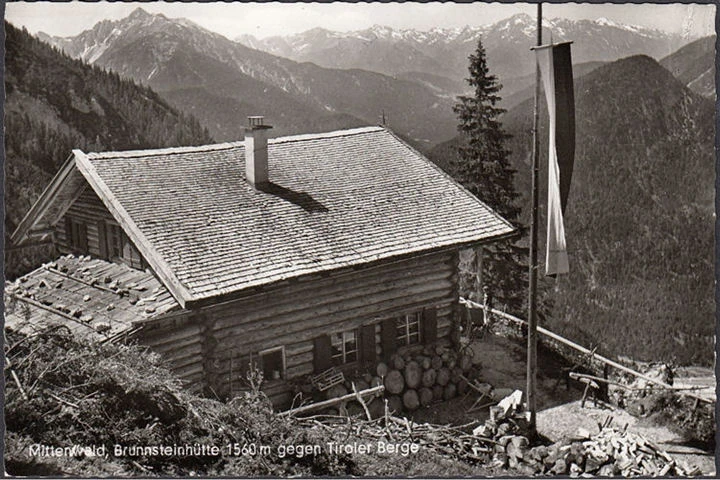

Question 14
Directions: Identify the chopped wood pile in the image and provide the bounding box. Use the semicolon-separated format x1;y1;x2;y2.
471;390;701;477
485;421;702;476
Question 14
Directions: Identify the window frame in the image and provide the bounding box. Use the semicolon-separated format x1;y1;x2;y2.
331;329;359;365
105;220;145;270
259;346;286;381
67;216;88;253
396;311;422;347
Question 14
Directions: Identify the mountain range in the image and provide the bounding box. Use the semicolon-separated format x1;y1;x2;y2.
38;8;457;146
237;14;690;98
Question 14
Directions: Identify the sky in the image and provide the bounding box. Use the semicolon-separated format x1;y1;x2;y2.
5;1;716;40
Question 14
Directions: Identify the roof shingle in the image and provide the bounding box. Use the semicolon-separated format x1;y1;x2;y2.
78;126;515;303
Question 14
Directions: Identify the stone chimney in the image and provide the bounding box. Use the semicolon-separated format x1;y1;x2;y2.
245;116;273;187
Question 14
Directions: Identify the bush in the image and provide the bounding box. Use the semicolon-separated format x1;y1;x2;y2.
4;326;358;476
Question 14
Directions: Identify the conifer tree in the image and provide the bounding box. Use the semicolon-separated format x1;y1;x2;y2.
453;39;527;312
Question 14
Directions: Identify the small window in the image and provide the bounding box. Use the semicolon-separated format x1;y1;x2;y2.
106;222;145;270
331;330;358;364
397;312;421;347
108;224;124;258
259;347;285;381
67;217;88;253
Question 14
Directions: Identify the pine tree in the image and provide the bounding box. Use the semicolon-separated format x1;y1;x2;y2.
453;39;527;313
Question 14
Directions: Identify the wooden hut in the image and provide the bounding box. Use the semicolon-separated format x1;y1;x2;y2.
7;121;516;407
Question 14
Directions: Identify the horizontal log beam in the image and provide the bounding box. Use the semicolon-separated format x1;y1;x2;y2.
280;385;385;417
461;298;713;405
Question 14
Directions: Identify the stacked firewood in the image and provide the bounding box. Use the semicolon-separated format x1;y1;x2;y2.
489;425;702;477
379;342;477;412
471;393;700;477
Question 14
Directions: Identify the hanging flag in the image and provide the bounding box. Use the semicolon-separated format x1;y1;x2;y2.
535;41;575;276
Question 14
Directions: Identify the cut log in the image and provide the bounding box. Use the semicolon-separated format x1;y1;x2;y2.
451;367;463;383
443;382;457;400
421;368;437;388
420;356;432;370
345;401;364;417
376;362;389;377
436;367;450;386
387;395;403;414
404;361;422;389
419;387;433;406
403;389;420;411
385;369;405;395
431;356;443;370
390;354;405;371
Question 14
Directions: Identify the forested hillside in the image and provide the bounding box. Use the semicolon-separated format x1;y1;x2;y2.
430;55;715;366
5;23;213;276
660;36;715;98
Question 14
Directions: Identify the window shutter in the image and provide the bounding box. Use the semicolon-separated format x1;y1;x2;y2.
360;324;376;363
422;307;438;343
79;223;88;252
381;318;396;360
313;335;332;373
64;217;72;249
97;221;108;258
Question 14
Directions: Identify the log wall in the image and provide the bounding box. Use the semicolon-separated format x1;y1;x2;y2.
137;250;459;407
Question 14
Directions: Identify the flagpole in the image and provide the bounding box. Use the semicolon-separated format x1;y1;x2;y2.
527;2;542;436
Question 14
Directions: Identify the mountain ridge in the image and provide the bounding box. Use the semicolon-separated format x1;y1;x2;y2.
236;13;689;86
37;8;457;146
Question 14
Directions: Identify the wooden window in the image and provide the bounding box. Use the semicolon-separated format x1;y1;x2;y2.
106;222;145;270
421;307;438;343
396;312;421;347
107;224;124;259
331;330;358;364
381;318;397;359
259;346;285;381
360;324;377;363
313;335;333;373
65;217;88;253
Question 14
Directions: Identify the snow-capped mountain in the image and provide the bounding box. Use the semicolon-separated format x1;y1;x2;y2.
237;13;687;90
36;8;458;146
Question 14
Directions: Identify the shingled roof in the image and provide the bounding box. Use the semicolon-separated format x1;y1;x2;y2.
19;126;516;307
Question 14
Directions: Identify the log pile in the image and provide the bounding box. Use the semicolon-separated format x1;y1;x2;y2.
380;342;477;412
